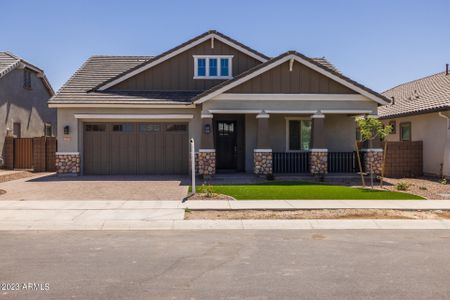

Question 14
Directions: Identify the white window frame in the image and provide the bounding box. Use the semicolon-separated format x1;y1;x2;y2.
193;55;233;79
285;117;312;152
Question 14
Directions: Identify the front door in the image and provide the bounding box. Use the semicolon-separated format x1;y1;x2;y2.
215;121;237;170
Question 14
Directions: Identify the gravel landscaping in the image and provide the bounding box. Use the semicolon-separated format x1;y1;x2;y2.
381;177;449;199
185;209;450;220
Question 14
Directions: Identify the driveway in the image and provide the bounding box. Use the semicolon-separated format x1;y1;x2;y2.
0;173;189;200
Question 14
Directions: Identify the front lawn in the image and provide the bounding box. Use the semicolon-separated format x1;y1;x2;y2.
191;181;424;200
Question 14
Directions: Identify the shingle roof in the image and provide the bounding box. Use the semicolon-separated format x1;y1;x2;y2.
50;54;344;104
0;52;21;78
379;71;450;119
49;56;198;104
0;51;54;95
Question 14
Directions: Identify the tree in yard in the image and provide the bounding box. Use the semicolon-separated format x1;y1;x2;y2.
356;117;393;188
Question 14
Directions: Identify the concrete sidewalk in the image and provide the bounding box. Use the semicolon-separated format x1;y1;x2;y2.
1;200;450;230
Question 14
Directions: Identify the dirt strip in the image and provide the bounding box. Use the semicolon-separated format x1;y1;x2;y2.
185;209;450;220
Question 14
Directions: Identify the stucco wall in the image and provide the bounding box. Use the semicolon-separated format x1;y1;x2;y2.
384;112;450;176
0;69;55;164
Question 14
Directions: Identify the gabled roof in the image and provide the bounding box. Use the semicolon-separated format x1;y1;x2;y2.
94;30;269;91
192;51;390;105
379;71;450;119
49;55;199;104
0;51;54;95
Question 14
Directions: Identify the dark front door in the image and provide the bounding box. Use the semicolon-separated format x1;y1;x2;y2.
216;121;237;170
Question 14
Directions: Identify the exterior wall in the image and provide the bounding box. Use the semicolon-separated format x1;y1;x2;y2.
0;69;55;165
56;107;202;174
383;112;449;176
229;60;356;94
110;39;261;92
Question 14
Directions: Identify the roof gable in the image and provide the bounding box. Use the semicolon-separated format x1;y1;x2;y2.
108;38;262;92
193;51;390;105
95;30;269;91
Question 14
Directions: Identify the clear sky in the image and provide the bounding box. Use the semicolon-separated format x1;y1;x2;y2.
2;0;449;92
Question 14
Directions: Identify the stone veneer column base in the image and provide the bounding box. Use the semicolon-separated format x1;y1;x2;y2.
310;150;328;175
56;152;80;175
198;150;216;177
363;149;383;176
254;149;272;176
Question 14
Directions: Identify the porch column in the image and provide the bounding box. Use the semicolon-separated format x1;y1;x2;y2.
310;113;328;175
254;112;272;176
198;111;215;177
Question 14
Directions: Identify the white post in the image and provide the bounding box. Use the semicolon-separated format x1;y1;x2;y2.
190;138;196;194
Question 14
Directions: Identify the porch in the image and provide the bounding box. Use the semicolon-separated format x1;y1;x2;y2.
196;109;381;177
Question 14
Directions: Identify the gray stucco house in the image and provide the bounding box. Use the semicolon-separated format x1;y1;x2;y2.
0;52;55;166
380;65;450;177
49;30;389;176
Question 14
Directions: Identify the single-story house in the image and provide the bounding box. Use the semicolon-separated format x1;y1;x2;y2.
0;51;56;166
380;65;450;177
49;30;389;176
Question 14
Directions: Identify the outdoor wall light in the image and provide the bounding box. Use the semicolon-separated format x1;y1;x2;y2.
204;124;211;134
64;125;70;135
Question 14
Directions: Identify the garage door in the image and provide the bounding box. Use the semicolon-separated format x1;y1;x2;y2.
83;122;188;175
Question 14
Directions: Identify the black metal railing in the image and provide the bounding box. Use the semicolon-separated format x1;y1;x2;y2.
327;152;359;173
273;152;310;173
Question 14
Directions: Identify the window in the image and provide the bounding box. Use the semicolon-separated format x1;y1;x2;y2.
166;124;187;132
400;122;411;141
13;122;21;138
85;124;106;132
388;120;396;134
194;55;233;79
287;119;311;151
139;124;161;132
218;122;235;136
112;124;134;132
23;69;32;89
44;124;52;137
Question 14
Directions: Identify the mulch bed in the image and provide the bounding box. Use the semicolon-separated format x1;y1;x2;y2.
185;209;450;220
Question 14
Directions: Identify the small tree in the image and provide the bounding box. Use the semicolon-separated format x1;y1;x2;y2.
356;117;392;188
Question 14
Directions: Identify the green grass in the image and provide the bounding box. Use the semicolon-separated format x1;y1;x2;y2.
190;181;424;200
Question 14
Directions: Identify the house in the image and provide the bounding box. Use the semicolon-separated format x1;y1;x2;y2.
49;30;389;176
0;52;56;166
380;65;450;177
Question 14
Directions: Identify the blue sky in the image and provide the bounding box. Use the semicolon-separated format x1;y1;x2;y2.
2;0;449;92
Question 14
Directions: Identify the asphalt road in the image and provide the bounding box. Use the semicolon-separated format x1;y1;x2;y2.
1;230;450;299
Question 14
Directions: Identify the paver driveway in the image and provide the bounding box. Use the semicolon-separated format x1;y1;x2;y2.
0;173;189;200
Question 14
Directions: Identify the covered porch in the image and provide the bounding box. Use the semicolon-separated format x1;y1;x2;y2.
196;108;382;177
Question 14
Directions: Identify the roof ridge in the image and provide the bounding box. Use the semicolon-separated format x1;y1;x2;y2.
89;55;154;58
382;71;446;94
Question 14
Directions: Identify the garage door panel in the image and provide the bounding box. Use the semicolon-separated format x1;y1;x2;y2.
110;124;137;175
84;122;188;175
84;124;110;175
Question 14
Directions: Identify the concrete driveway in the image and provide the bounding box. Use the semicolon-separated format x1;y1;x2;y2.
0;173;189;200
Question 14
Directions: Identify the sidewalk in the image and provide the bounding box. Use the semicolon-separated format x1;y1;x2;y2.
1;200;450;230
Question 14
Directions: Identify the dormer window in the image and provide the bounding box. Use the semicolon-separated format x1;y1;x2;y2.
194;55;233;79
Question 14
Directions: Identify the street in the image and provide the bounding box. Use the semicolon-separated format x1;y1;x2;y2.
1;230;450;299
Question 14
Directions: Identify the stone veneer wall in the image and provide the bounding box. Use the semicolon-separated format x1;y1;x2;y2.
198;150;216;177
254;151;272;176
364;150;383;175
56;153;80;175
310;151;328;174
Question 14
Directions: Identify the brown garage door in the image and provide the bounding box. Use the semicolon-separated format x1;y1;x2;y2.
83;122;188;175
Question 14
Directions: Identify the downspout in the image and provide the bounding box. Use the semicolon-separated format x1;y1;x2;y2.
438;112;450;177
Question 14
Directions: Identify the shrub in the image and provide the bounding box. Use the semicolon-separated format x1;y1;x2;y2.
201;184;215;197
396;182;411;191
440;178;447;185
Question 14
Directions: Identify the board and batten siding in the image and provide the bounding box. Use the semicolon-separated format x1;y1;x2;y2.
109;39;261;91
228;60;356;94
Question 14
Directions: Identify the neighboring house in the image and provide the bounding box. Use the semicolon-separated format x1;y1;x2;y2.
0;52;56;166
49;30;389;176
380;65;450;177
